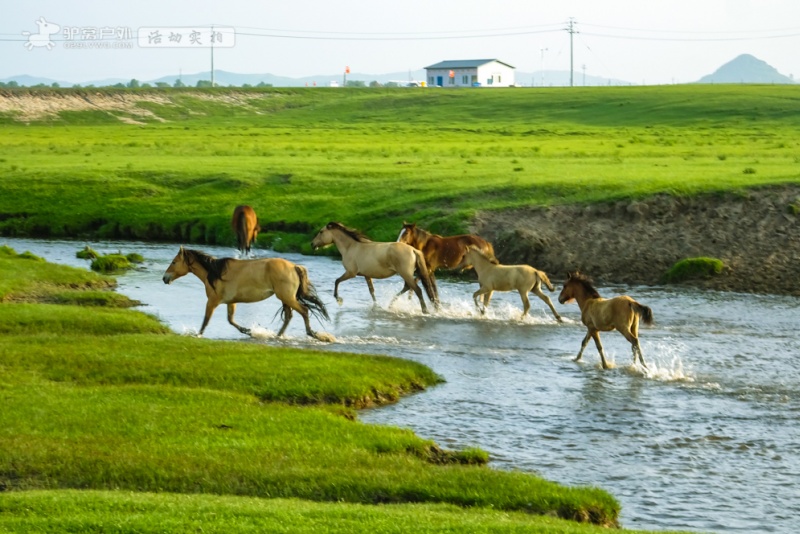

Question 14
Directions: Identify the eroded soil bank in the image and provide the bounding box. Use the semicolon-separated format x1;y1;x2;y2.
475;185;800;296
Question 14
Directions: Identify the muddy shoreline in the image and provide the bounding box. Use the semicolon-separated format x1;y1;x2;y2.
474;185;800;296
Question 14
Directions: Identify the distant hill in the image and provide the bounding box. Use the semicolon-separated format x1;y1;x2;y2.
697;54;795;84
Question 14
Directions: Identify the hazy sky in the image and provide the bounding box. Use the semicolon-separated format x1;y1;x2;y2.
3;0;799;84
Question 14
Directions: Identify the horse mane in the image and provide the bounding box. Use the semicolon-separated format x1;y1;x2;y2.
184;249;231;289
570;272;601;299
466;245;499;265
327;222;372;243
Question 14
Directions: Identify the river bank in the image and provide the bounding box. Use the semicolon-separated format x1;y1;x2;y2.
476;185;800;296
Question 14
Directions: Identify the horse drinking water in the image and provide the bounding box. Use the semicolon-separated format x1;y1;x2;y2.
463;246;562;322
232;205;259;256
311;222;437;313
162;247;334;342
558;272;653;369
398;222;495;302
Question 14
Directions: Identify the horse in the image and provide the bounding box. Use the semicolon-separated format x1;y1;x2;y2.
162;247;334;342
397;222;495;300
311;222;438;314
463;246;562;322
558;272;653;369
232;205;259;256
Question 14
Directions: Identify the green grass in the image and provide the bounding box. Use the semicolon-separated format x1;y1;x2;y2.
0;491;663;534
1;86;799;250
0;249;645;531
663;257;725;283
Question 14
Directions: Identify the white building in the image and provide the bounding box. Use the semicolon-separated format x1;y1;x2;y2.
424;59;515;88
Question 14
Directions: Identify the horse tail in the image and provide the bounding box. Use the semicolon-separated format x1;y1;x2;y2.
294;265;329;321
414;249;438;304
232;208;245;253
632;301;654;325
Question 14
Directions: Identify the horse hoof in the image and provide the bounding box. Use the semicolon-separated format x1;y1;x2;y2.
313;331;336;343
336;297;343;306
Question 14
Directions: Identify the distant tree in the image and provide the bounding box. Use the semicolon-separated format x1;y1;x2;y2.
141;83;152;88
0;82;6;88
33;83;47;88
196;80;213;88
384;81;400;88
72;84;82;88
241;83;253;88
127;79;140;89
51;82;60;88
346;80;366;87
112;83;125;88
256;81;272;88
369;80;382;88
7;81;19;88
155;82;170;88
173;79;186;88
85;84;95;88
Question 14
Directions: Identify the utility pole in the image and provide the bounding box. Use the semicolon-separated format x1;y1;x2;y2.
210;25;215;87
567;18;577;87
540;47;548;87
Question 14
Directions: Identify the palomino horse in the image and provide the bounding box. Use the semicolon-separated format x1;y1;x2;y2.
311;222;437;313
398;222;495;300
232;205;259;256
464;246;562;322
558;272;653;369
162;247;334;342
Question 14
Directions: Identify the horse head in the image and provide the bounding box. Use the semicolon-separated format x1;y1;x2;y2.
162;246;190;284
397;222;417;245
311;223;336;250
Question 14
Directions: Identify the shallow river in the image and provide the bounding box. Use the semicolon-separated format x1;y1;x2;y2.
5;237;800;533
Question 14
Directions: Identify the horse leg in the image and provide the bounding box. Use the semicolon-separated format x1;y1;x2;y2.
429;270;439;303
591;331;611;369
277;304;293;337
333;272;356;305
364;276;377;303
620;327;648;369
532;285;563;322
482;290;493;312
575;331;592;362
199;300;219;337
518;290;531;319
227;303;252;335
472;287;489;314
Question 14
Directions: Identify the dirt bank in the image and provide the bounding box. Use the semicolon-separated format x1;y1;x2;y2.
474;185;800;296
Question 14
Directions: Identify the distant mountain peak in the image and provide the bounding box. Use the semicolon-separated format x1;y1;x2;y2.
698;54;794;84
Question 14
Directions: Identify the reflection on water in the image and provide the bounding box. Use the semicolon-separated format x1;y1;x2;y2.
5;237;800;533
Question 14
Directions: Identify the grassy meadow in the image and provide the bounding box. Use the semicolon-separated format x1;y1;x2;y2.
0;246;690;533
0;85;799;251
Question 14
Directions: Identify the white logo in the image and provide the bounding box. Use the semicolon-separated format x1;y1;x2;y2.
22;17;61;51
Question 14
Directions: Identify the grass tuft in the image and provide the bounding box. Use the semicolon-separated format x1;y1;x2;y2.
663;257;724;283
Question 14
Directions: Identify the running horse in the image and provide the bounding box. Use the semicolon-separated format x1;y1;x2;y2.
464;246;562;322
397;222;496;301
162;247;334;342
311;222;438;313
558;272;653;369
232;205;259;256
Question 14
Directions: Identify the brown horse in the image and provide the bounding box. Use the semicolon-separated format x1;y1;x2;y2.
397;222;495;301
232;205;259;256
311;222;438;313
162;247;334;342
558;272;653;369
464;246;562;322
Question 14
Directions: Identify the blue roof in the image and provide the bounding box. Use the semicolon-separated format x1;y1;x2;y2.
424;59;515;70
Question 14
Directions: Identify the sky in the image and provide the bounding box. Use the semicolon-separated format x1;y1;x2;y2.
3;0;799;85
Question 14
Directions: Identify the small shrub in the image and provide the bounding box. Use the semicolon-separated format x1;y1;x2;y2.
513;167;524;172
743;167;757;174
18;251;44;261
91;254;132;272
664;257;724;283
76;246;99;260
717;154;727;161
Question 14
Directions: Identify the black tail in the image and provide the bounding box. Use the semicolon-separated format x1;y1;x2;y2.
632;302;654;325
414;250;438;304
294;265;329;321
